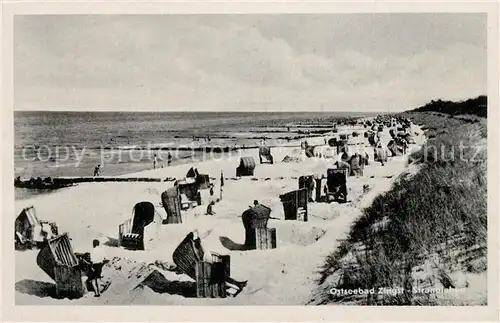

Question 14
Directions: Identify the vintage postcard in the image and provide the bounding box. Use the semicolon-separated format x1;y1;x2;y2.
1;1;499;322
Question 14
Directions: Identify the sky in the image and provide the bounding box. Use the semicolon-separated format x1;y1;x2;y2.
14;14;487;112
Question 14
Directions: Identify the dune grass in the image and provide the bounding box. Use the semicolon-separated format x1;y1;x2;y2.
313;109;487;305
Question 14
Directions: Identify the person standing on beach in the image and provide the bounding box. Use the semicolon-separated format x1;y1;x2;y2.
84;239;109;297
93;165;101;177
167;152;172;166
153;154;158;169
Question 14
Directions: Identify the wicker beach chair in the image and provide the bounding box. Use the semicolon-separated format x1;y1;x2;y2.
259;146;274;164
36;233;85;299
241;204;273;249
374;146;388;165
172;231;205;281
236;157;256;177
279;188;308;222
298;175;315;202
325;168;348;203
348;153;364;177
15;206;58;250
119;202;161;250
176;178;202;207
172;232;240;298
161;186;182;224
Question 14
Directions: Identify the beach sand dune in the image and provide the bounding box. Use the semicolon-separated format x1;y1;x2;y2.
14;125;425;305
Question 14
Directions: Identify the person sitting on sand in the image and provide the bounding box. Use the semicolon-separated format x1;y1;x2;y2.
205;201;216;215
83;239;109;297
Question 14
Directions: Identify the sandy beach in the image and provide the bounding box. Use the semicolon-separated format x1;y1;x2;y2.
14;123;425;305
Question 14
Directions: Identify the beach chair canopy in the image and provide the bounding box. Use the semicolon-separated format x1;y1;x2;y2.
242;204;272;247
388;140;404;155
335;160;350;170
367;134;378;146
186;167;200;179
196;174;211;189
239;157;256;171
259;146;271;156
131;202;156;235
328;137;338;147
299;175;315;189
349;154;364;170
172;231;205;280
305;146;316;158
341;152;351;162
37;233;79;281
374;147;388;162
161;186;182;220
242;204;272;229
176;178;199;200
279;188;308;205
327;168;347;189
15;206;40;235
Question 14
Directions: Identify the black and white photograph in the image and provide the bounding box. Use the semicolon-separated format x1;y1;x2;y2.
3;2;497;318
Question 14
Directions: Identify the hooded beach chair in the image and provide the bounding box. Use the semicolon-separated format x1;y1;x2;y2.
258;146;274;164
348;153;365;177
328;137;338;147
374;145;388;165
36;233;85;299
387;139;404;157
304;145;316;158
161;186;183;224
336;140;349;154
236;157;256;177
325;168;348;203
118;202;162;250
298;175;315;202
367;132;378;147
279;188;308;222
241;204;276;250
172;231;240;298
15;206;58;250
176;178;202;208
186;167;211;189
186;167;200;179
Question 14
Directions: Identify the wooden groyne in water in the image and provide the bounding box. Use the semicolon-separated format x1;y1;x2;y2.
14;176;179;190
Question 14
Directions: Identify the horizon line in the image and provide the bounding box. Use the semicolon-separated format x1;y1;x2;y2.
13;109;403;114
